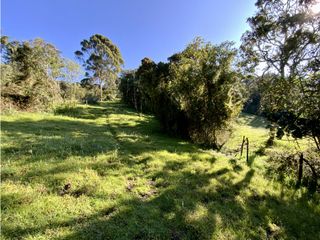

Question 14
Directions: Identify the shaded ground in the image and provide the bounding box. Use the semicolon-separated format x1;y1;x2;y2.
1;101;319;239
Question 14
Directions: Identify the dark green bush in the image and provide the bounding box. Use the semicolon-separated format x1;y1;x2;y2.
119;38;244;148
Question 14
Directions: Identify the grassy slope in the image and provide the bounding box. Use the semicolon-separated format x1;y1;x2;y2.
1;102;319;240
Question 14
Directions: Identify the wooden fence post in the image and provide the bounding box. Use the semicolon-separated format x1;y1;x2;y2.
246;137;249;165
240;136;245;159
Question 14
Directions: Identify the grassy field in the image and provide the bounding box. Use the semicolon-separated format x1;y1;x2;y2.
1;101;319;240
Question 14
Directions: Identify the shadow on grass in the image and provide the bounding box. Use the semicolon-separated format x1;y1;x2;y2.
4;162;319;239
53;102;139;120
2;102;320;239
239;112;269;129
1;101;205;187
2;164;253;239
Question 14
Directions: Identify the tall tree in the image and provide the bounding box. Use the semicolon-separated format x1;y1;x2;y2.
119;38;244;148
75;34;124;100
169;38;243;148
241;0;320;148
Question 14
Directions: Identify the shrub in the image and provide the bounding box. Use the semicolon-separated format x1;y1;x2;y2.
119;38;244;148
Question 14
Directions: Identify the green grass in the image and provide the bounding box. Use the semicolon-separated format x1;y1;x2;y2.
1;101;319;240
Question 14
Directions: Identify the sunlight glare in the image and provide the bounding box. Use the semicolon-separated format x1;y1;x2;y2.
311;1;320;13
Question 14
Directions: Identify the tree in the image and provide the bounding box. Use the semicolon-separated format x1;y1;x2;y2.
135;58;157;112
241;0;320;149
120;38;244;148
1;36;64;109
119;70;139;109
168;38;243;148
75;34;124;100
60;58;83;101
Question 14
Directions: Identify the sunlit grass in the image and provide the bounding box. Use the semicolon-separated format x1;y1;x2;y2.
1;101;319;239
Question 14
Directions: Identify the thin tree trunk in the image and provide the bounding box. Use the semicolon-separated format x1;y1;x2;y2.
303;158;318;180
312;134;320;151
134;85;137;111
100;81;103;101
140;98;142;115
297;153;304;188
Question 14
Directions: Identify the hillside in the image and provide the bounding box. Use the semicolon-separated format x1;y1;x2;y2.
1;101;319;240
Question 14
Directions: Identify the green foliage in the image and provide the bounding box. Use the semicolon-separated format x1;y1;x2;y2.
242;92;261;115
79;77;101;104
0;36;92;110
61;58;83;83
241;0;320;148
168;38;243;148
0;37;64;109
75;34;124;100
266;150;320;192
1;102;319;239
120;38;244;148
59;81;86;102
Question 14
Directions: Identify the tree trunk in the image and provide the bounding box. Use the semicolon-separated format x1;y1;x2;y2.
313;134;320;151
100;82;103;101
296;153;304;188
134;86;137;111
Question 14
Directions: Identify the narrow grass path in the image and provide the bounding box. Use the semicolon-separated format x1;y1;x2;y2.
1;101;319;239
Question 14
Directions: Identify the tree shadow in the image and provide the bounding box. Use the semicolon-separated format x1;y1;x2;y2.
2;102;320;239
53;102;139;120
239;113;269;129
54;104;107;119
1;101;214;196
229;158;244;172
2;162;255;239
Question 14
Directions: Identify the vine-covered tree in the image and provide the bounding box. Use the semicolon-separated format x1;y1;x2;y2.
1;36;64;108
119;38;244;148
135;58;157;112
241;0;320;149
169;38;243;148
75;34;124;100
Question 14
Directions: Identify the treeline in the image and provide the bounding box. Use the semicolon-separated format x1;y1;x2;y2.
120;39;244;148
1;37;77;110
0;34;123;111
119;0;320;190
0;0;318;189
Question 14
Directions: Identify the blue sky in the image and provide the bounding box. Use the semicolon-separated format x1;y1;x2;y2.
2;0;257;70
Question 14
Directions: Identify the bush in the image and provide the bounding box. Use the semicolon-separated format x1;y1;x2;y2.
266;149;320;192
82;94;99;105
119;38;244;148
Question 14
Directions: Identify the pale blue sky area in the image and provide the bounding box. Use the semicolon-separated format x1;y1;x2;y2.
2;0;257;70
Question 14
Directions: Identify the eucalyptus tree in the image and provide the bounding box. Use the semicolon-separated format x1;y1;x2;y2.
75;34;124;100
241;0;320;148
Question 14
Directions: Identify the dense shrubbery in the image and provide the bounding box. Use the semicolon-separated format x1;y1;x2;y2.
0;37;64;110
267;149;320;192
120;38;244;148
0;36;118;111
